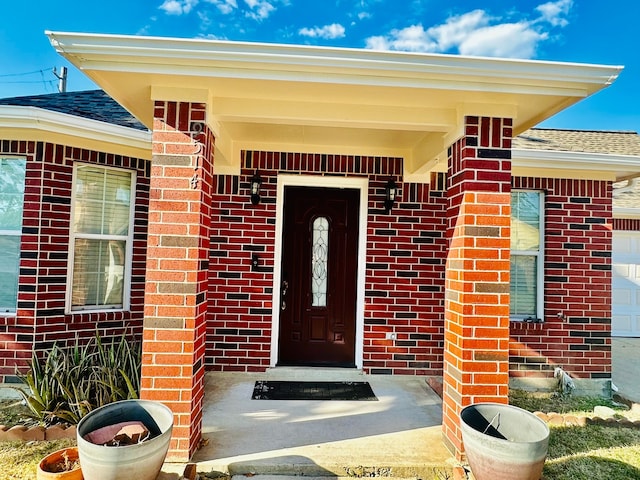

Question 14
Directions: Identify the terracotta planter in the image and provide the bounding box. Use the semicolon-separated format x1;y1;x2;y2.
460;403;550;480
37;447;83;480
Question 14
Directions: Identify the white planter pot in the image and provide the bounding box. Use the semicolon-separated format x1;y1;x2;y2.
460;403;549;480
77;400;174;480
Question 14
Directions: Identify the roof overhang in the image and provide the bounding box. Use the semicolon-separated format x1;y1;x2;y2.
46;31;623;178
0;105;151;159
512;148;640;181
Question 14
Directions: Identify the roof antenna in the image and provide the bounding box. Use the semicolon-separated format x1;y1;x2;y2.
53;66;68;93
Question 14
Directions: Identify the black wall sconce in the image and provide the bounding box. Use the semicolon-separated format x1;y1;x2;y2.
250;170;262;205
384;178;397;213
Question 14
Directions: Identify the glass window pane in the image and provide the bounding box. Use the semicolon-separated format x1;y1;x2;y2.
511;191;540;251
73;165;131;235
510;254;537;317
0;158;26;313
70;164;133;311
0;236;21;313
71;239;125;308
311;217;329;307
0;158;26;230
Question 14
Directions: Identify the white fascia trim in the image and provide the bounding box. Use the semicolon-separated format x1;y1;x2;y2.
46;31;622;96
0;105;151;150
513;148;640;173
613;207;640;219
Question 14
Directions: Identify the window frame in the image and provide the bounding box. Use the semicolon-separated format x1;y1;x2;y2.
0;156;27;315
65;163;136;313
510;189;545;322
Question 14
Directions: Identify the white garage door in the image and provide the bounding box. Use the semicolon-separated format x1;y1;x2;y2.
612;231;640;337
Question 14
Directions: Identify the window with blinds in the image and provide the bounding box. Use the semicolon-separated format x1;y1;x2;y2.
67;164;135;311
0;157;26;314
510;190;544;321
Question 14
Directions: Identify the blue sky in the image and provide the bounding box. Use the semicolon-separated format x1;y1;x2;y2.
0;0;638;132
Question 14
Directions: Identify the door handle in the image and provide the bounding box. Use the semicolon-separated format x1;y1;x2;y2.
281;280;288;311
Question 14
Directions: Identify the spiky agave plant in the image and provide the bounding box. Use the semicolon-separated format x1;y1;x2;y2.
14;330;141;425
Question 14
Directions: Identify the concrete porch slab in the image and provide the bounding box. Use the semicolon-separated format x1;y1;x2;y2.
159;370;455;479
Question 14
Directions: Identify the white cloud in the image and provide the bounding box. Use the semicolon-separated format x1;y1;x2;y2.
536;0;573;27
426;10;491;51
299;23;346;40
366;25;436;52
244;0;275;20
458;23;547;58
365;35;390;50
365;1;573;59
204;0;238;14
159;0;199;15
198;10;212;29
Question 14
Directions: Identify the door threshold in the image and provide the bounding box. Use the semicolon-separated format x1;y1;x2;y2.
266;366;365;381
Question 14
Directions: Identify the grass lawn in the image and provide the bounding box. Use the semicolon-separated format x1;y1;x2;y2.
509;390;640;480
0;439;77;480
543;425;640;479
1;399;78;479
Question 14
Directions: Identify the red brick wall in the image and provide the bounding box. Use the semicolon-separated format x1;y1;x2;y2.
1;137;614;388
206;151;448;374
613;218;640;231
0;139;150;383
510;177;612;380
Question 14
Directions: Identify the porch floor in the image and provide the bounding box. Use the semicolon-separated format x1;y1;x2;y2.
159;369;454;479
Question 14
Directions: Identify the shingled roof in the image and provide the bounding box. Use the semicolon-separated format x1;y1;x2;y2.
514;128;640;156
0;89;147;131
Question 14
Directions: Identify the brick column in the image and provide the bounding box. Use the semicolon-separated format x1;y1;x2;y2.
442;116;512;458
141;101;213;461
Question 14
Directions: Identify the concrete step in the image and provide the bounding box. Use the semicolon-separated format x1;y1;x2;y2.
262;367;366;381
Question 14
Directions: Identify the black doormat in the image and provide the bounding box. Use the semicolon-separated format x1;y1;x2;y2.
252;380;378;401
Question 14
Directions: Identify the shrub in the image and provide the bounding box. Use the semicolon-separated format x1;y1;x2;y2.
15;331;141;426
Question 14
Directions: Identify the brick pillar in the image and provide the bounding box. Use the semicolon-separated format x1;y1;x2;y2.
442;116;512;459
142;101;213;461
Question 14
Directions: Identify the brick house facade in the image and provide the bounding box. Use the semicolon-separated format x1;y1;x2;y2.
2;33;638;460
0;91;151;382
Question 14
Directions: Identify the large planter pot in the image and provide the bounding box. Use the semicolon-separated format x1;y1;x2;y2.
76;400;174;480
460;403;549;480
37;447;83;480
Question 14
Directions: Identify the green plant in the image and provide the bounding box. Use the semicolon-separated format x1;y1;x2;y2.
18;343;69;425
14;330;141;426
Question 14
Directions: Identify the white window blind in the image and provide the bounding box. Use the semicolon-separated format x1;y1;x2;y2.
0;157;26;314
68;164;135;311
510;190;544;320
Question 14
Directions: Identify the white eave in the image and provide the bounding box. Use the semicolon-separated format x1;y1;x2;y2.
512;148;640;181
613;207;640;219
45;31;621;94
45;31;624;178
0;105;151;158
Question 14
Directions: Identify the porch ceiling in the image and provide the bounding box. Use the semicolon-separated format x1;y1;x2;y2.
47;31;622;180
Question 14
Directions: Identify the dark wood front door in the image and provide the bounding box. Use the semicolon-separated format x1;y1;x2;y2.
278;186;360;367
